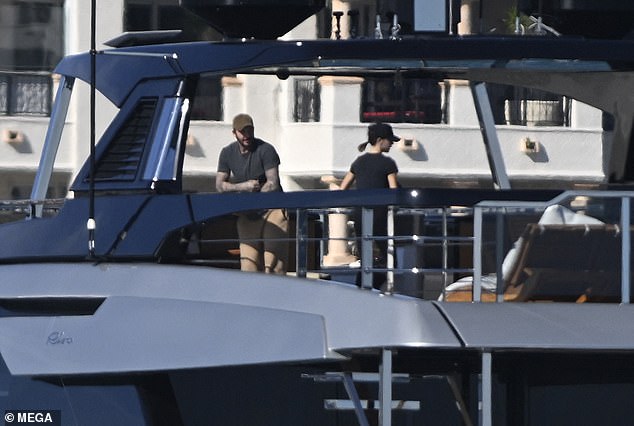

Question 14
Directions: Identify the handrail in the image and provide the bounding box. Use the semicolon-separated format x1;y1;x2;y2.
473;190;634;304
193;202;478;295
183;188;634;302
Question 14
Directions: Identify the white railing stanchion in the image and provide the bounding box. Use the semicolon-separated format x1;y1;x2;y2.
386;206;395;294
296;208;308;278
361;207;374;289
379;348;393;426
480;351;493;426
621;196;630;304
442;207;448;290
473;206;483;302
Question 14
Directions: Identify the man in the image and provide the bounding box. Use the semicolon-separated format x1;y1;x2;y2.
216;113;288;274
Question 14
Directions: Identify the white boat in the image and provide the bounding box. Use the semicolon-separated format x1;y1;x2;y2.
1;1;634;425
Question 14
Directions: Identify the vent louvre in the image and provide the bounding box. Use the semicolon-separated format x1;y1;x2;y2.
0;297;104;317
91;98;157;182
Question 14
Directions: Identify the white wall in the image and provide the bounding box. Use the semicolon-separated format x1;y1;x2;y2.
0;1;610;199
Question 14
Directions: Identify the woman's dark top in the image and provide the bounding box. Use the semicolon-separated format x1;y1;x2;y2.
349;153;398;189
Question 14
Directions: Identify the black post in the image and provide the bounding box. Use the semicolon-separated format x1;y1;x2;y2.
348;10;359;38
88;0;96;258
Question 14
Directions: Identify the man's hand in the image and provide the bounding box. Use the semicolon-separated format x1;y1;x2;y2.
216;171;261;193
242;179;261;192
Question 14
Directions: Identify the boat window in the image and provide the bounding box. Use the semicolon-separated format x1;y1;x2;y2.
190;75;222;121
487;83;571;126
156;211;324;274
156;215;241;269
361;77;443;124
124;0;222;42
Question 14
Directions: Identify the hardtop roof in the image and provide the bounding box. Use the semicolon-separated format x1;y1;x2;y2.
54;35;634;107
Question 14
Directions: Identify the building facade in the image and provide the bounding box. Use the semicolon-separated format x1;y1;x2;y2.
0;0;620;199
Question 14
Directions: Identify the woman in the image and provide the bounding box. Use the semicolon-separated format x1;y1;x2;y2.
339;122;400;190
339;122;401;289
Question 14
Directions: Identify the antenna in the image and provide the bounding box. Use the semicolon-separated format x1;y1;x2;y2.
88;0;96;258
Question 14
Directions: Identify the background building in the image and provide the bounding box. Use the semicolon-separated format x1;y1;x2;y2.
0;0;631;199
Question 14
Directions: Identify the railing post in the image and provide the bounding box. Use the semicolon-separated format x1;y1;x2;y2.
361;207;374;289
480;351;493;426
386;206;395;294
30;76;74;218
621;196;630;304
296;208;308;278
470;82;511;190
379;348;393;426
473;206;483;302
495;211;505;302
323;208;357;266
342;373;370;426
442;207;449;290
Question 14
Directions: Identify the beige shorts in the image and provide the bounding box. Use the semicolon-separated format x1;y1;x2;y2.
236;208;289;274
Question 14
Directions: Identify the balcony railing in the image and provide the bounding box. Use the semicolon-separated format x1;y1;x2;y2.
0;71;53;117
472;191;631;303
156;188;632;303
0;198;64;224
11;188;628;304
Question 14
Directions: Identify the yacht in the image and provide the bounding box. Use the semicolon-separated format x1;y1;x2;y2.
1;1;634;425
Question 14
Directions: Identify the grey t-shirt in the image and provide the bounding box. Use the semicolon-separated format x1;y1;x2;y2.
217;139;281;189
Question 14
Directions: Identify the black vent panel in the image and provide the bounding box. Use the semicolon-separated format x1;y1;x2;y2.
91;98;157;182
0;297;104;317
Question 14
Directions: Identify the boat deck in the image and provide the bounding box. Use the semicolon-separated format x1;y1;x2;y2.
145;188;634;305
6;188;629;305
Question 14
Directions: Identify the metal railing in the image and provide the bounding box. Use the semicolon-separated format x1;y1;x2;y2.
0;198;64;224
185;189;634;303
473;191;632;304
193;203;476;298
0;71;53;116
